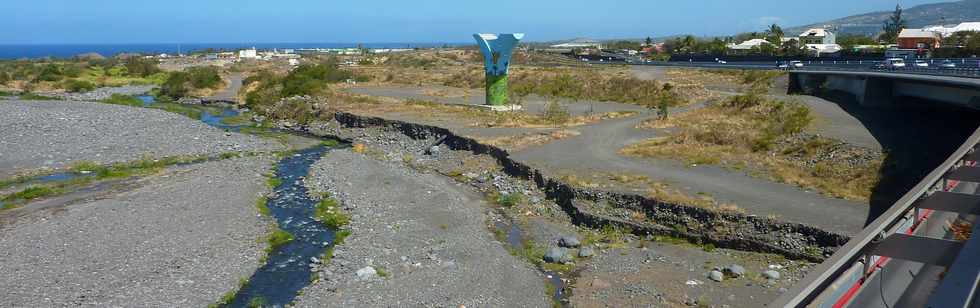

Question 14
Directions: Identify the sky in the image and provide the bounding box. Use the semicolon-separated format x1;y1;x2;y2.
0;0;948;44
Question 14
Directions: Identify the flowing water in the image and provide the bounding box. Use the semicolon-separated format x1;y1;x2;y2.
135;94;340;306
229;145;339;307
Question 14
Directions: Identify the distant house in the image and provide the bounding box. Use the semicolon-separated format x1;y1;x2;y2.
897;29;942;49
727;38;772;50
798;28;836;45
549;38;603;50
238;48;258;59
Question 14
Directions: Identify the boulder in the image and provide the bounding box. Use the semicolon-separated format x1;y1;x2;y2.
355;266;377;279
543;247;572;264
763;270;780;280
558;235;581;248
724;264;745;278
578;247;595;258
708;270;724;282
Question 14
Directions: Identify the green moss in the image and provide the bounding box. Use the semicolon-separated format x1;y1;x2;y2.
255;197;270;216
315;198;350;228
267;228;294;250
2;186;61;203
101;94;143;107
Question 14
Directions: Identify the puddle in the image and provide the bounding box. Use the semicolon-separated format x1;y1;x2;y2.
494;219;568;305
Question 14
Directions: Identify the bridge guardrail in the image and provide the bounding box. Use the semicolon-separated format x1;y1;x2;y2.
770;126;980;307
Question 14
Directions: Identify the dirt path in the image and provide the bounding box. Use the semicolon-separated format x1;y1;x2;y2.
206;72;243;103
510;109;869;235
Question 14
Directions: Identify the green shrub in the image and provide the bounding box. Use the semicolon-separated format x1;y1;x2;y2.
124;58;161;78
496;192;523;207
64;79;96;93
35;64;63;82
160;72;190;99
188;66;222;89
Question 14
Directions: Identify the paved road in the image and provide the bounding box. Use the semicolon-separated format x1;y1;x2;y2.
509;108;869;235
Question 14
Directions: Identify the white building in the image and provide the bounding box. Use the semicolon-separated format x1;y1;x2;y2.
923;22;980;37
727;38;773;50
238;48;258;59
550;38;603;49
798;28;836;45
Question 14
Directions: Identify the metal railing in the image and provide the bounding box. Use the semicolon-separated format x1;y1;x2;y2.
771;126;980;307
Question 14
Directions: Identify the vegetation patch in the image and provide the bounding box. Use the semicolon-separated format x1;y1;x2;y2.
101;94;144;107
622;73;882;201
266;228;295;250
314;197;350;228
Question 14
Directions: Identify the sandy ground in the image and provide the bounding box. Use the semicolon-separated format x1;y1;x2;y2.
0;156;275;307
295;150;550;307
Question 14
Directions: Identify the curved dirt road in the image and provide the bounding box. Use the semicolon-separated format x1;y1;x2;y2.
510;109;868;235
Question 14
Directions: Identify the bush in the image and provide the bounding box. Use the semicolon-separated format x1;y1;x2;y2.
496;193;523;207
187;66;222;89
64;79;96;93
35;64;63;82
0;71;10;85
124;58;161;78
160;72;190;99
543;100;570;127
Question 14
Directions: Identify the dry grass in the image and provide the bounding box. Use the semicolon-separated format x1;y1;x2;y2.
558;171;743;213
475;130;582;151
621;102;883;202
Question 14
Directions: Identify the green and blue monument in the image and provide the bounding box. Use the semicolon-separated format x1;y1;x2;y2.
473;33;524;106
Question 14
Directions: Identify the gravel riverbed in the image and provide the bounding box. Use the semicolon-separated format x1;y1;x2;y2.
0;156;276;306
294;150;551;307
0;100;282;178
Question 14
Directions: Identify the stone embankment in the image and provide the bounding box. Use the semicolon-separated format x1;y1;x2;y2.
275;110;850;262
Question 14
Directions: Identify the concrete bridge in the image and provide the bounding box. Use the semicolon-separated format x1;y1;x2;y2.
788;70;980;110
775;71;980;307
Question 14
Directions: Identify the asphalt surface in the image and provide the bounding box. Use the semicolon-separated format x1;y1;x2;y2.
509;108;869;235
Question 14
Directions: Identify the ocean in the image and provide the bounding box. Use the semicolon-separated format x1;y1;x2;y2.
0;42;468;59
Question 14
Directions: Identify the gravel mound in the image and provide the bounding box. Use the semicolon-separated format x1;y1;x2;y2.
295;150;550;307
0;156;275;306
44;85;155;101
0;100;282;177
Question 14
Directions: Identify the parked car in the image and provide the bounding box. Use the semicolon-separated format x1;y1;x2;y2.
789;60;804;68
777;62;789;68
716;59;727;64
882;58;906;68
940;60;957;68
913;60;929;68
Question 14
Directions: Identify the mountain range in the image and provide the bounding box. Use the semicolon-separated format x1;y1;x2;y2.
785;0;980;36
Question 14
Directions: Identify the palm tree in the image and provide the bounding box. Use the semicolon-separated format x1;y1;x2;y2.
768;24;784;39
